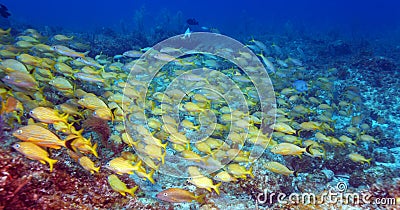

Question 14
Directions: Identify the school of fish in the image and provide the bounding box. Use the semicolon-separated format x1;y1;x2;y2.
0;27;377;204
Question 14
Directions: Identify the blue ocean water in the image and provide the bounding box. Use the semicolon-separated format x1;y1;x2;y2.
2;0;400;38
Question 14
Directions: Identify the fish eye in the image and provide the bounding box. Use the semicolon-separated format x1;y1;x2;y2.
14;144;20;148
16;130;22;134
106;163;110;167
29;110;34;115
163;193;168;196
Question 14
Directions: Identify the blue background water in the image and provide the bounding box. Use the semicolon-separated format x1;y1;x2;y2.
2;0;400;39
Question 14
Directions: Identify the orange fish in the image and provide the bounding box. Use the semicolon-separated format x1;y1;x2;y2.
0;96;23;114
12;125;65;149
156;188;205;203
12;142;58;172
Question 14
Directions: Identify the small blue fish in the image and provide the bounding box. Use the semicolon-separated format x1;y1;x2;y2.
293;80;308;92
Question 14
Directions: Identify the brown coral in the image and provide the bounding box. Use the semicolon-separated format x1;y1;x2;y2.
82;116;111;148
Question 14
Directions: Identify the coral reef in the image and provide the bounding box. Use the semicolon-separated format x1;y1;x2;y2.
0;147;159;209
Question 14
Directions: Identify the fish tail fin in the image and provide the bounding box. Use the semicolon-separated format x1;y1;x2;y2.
94;166;100;173
297;129;303;137
161;151;166;164
196;194;206;203
5;28;11;34
100;65;105;73
147;169;156;184
293;170;299;177
64;137;77;152
91;142;99;158
131;140;139;149
134;160;142;171
248;165;255;178
210;151;216;159
127;186;138;197
83;51;90;57
66;122;74;132
366;158;372;165
47;158;58;172
213;182;222;195
294;139;302;146
61;113;69;124
161;142;168;150
305;144;313;155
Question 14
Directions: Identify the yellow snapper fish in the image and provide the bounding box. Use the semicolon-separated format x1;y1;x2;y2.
55;103;83;118
213;171;237;182
54;62;78;77
31;44;54;53
14;40;34;48
17;54;51;68
348;153;372;165
78;95;108;110
76;57;103;69
52;45;87;58
264;161;298;176
29;106;69;125
53;34;74;41
188;175;222;195
17;36;35;45
93;107;114;121
270;142;313;156
23;28;42;39
303;140;326;159
0;28;11;35
106;157;142;175
226;163;254;180
156;188;205;203
270;122;296;135
135;167;156;184
140;144;167;164
49;77;74;94
74;72;105;84
181;149;206;163
0;59;29;73
107;174;138;197
78;156;100;174
12;125;66;149
358;134;379;143
257;53;276;73
65;134;98;157
122;49;144;58
12;142;58;172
